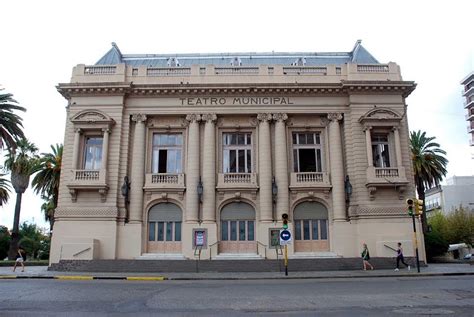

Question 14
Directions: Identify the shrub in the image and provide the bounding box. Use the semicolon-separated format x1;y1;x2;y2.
424;230;449;261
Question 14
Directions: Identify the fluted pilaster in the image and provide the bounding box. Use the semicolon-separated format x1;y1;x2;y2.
273;113;289;219
72;128;82;169
364;127;373;167
185;114;201;222
101;128;110;171
258;113;273;222
202;114;217;222
392;127;403;167
328;113;346;221
129;114;147;223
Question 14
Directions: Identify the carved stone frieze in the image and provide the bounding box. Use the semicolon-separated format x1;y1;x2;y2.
55;207;119;217
350;206;407;217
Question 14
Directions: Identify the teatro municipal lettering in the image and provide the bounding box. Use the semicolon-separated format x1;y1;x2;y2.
180;97;294;106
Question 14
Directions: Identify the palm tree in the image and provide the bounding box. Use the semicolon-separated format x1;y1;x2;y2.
32;144;63;232
0;89;26;150
410;130;448;233
4;139;39;259
0;173;11;206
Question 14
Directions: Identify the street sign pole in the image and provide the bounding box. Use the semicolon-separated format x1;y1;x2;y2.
412;214;421;273
284;245;288;276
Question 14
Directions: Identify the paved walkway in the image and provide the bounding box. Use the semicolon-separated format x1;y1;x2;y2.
1;263;473;280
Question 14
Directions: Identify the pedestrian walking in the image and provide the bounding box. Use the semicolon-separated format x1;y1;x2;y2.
13;247;26;272
394;242;410;271
361;243;374;270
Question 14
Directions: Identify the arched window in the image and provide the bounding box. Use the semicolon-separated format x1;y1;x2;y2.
293;202;328;241
221;202;255;241
148;203;182;242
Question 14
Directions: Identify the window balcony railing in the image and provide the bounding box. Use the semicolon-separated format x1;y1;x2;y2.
217;173;258;189
67;169;108;202
290;172;330;188
144;173;185;189
374;168;399;178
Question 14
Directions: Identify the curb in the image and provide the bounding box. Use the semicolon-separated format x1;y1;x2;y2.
0;272;472;281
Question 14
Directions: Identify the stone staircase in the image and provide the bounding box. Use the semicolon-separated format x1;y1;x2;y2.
49;257;414;273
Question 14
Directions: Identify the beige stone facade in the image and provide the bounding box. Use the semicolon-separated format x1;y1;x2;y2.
50;42;425;264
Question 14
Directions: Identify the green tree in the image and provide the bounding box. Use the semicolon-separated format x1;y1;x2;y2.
410;130;448;233
18;222;46;259
0;225;11;260
445;206;474;246
4;139;39;259
32;143;63;231
426;211;449;261
0;173;10;206
0;89;26;150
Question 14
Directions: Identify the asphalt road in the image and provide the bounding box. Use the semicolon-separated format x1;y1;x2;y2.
0;276;473;316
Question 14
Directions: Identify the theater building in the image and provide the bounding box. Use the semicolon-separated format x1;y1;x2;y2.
51;41;423;264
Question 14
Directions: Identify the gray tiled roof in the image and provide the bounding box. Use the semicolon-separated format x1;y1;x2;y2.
95;40;380;66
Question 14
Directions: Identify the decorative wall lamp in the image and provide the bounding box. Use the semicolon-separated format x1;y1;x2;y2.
344;175;353;202
272;176;278;221
197;177;203;224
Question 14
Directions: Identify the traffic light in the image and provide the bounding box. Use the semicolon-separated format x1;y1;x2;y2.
282;213;289;229
406;198;414;216
414;199;424;216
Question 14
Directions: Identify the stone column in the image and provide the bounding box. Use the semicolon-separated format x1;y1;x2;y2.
364;127;373;167
258;113;273;222
129;114;147;223
101;128;110;171
273;113;289;219
328;113;346;221
186;114;201;222
392;127;403;167
202;114;217;222
72;128;82;170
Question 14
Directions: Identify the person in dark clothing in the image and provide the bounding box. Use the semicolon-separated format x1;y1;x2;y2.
395;242;410;271
361;243;374;270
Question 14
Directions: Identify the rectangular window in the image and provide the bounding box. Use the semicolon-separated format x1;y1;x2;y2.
230;221;237;241
303;220;310;240
239;221;246;241
166;222;173;241
157;222;164;241
312;220;319;240
372;134;391;168
84;136;103;170
320;219;328;240
247;221;254;241
152;133;183;173
221;221;228;241
175;222;181;241
148;222;156;241
295;221;302;240
292;132;323;173
223;132;252;173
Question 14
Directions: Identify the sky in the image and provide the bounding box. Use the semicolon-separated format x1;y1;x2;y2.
1;0;473;230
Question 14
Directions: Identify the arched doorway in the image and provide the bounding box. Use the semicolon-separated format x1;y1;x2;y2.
293;201;329;252
147;203;182;254
219;202;257;254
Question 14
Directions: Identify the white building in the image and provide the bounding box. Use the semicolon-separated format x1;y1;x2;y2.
425;176;474;213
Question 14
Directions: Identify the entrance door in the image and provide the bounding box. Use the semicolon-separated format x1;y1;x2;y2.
293;201;329;252
219;202;257;254
147;203;182;254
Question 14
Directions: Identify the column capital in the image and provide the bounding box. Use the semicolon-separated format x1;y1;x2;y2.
101;127;111;134
131;114;147;123
363;126;373;132
257;113;273;122
391;126;400;132
74;128;83;134
201;113;217;123
327;113;343;122
272;113;288;122
186;114;202;123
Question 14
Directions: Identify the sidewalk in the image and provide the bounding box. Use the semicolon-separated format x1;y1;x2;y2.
1;263;473;281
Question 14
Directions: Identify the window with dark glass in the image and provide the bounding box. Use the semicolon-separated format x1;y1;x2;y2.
221;220;255;241
295;219;328;241
292;132;323;172
148;221;182;242
223;133;252;173
152;134;183;173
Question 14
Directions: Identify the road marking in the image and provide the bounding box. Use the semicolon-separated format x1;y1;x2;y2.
0;275;17;279
126;277;166;281
55;276;94;280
